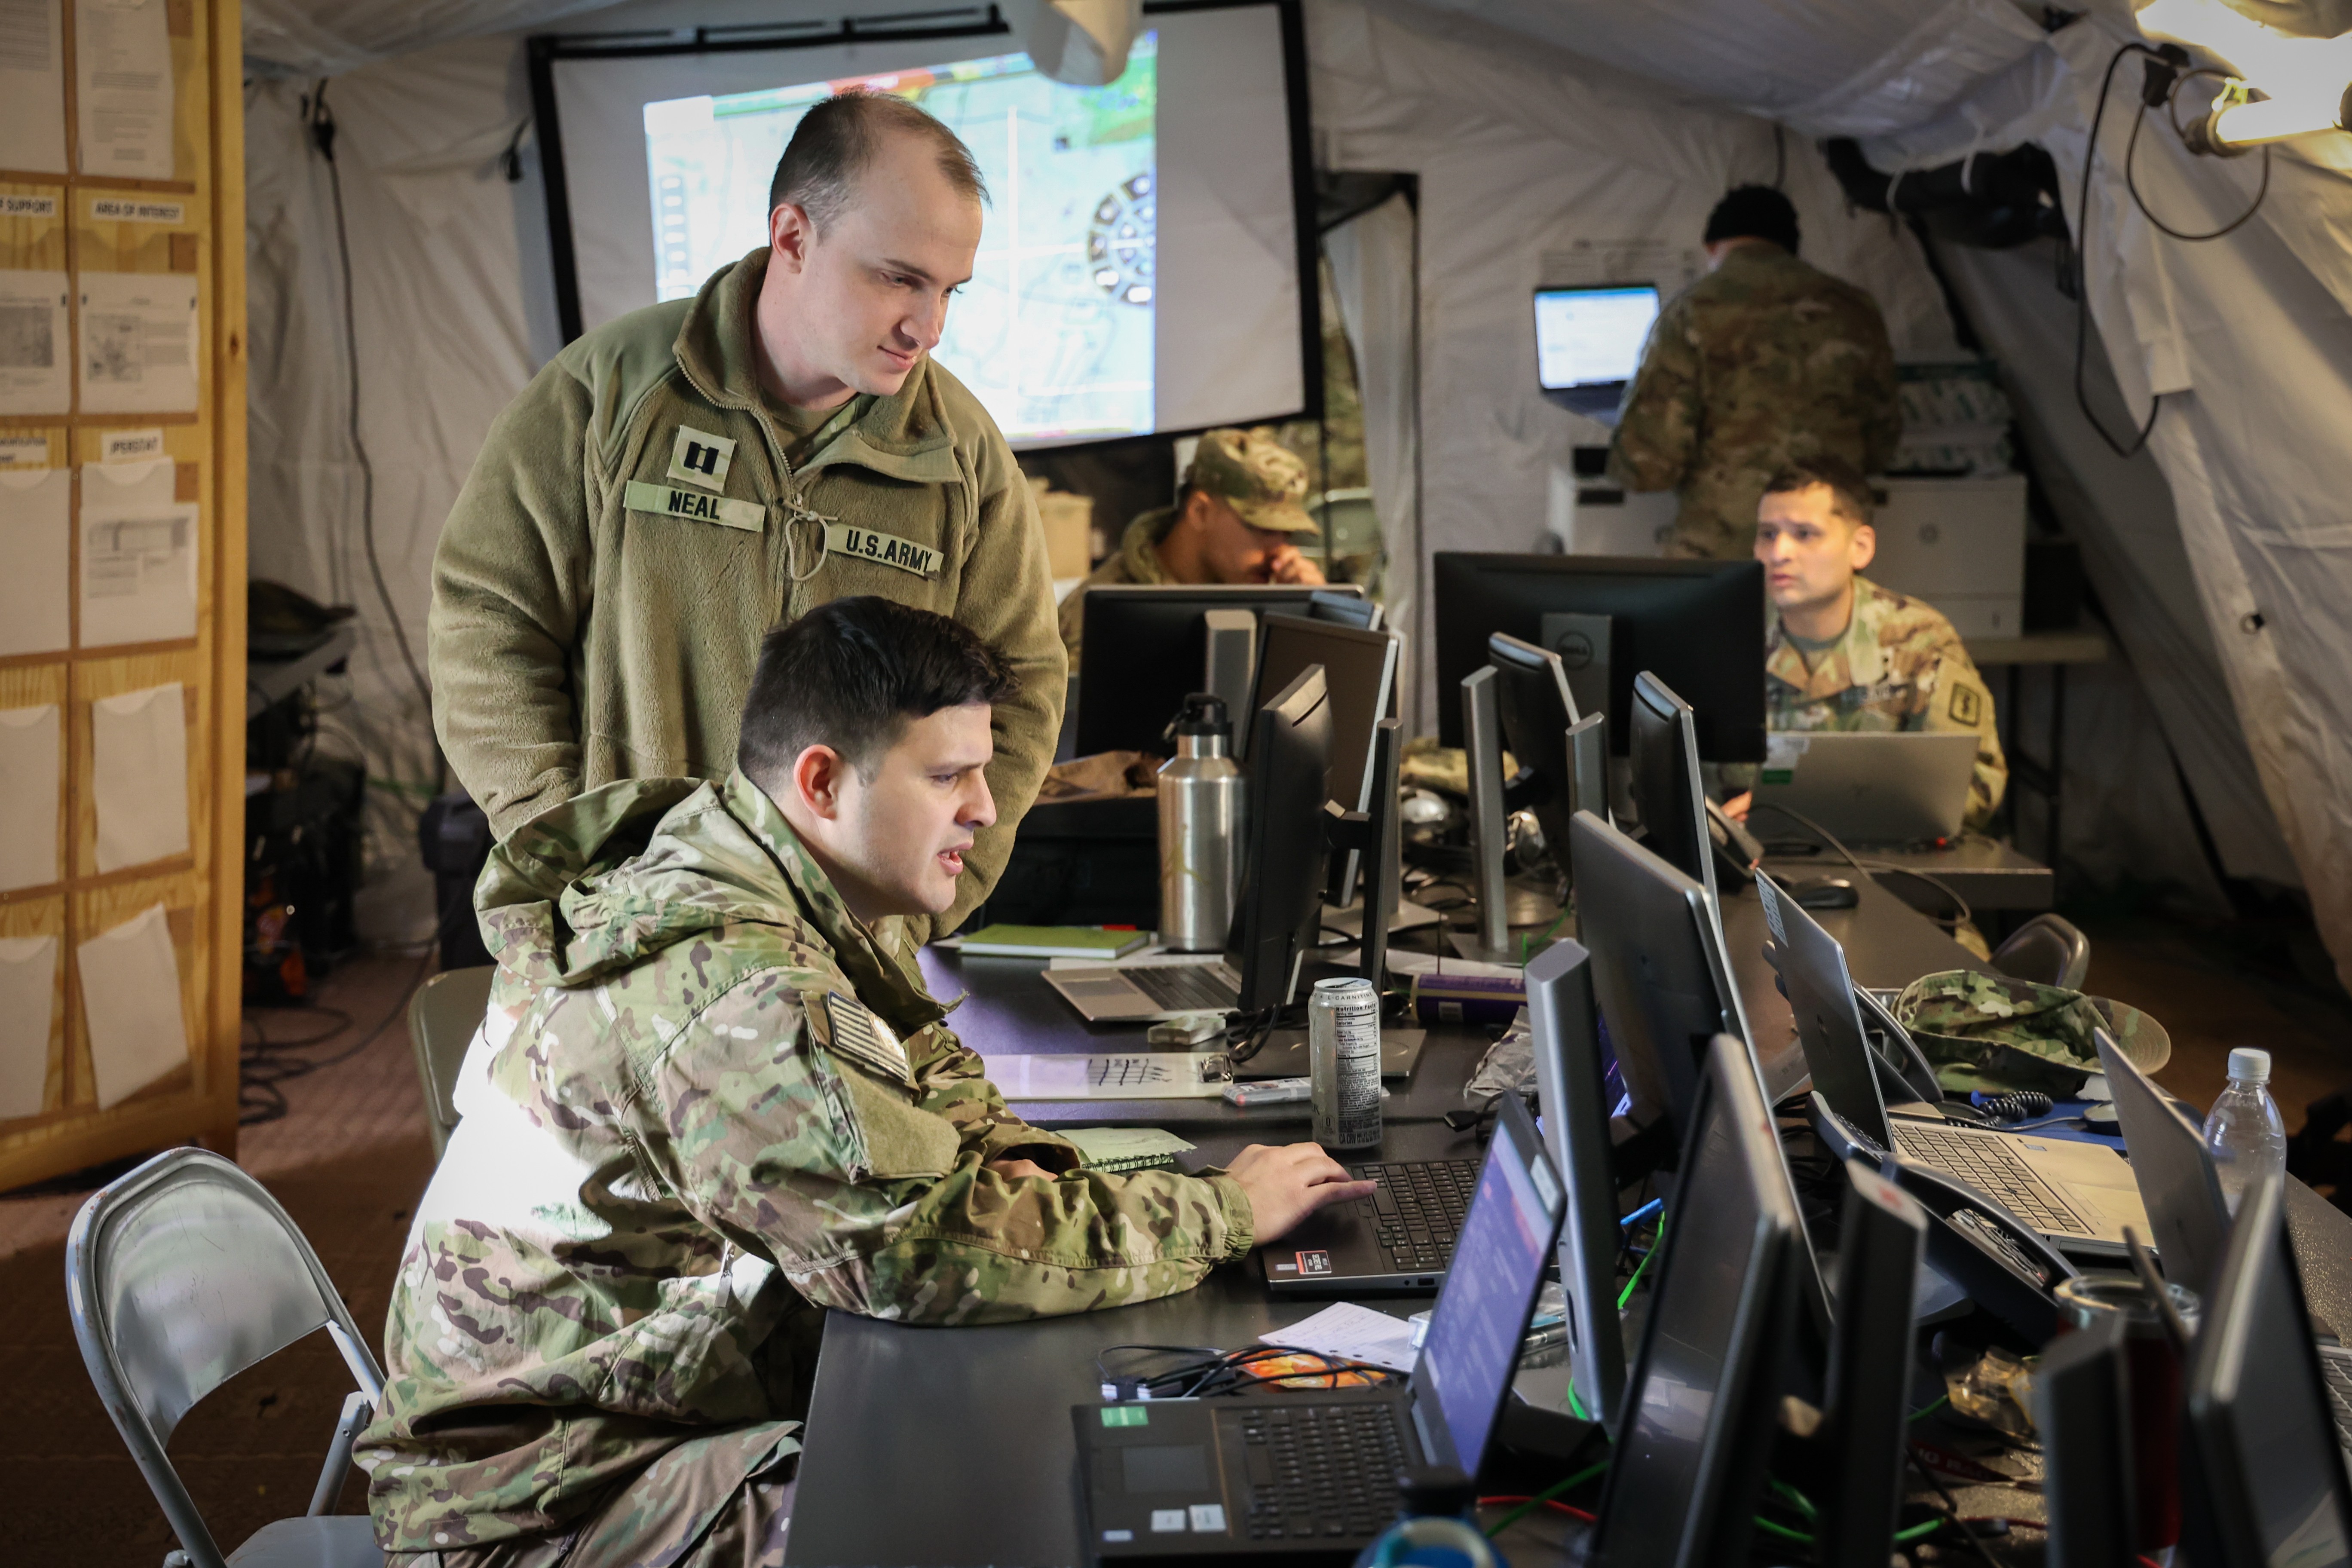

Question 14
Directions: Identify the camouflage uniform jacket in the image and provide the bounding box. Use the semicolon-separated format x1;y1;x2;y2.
358;770;1254;1553
1766;575;2007;829
1055;506;1179;669
1607;246;1901;560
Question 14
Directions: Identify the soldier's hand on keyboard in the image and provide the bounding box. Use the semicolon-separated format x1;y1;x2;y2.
1226;1142;1379;1242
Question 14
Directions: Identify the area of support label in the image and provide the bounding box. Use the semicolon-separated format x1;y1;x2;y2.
822;522;941;578
623;480;763;532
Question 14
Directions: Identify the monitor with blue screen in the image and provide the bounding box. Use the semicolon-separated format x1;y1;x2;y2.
1534;284;1661;420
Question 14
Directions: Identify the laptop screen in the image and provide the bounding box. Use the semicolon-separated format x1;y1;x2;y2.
1534;285;1660;391
1411;1101;1564;1472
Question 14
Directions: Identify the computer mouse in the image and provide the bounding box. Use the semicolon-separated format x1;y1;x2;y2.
1791;877;1860;911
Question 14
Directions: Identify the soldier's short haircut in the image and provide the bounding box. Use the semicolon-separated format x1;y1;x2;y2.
1704;185;1800;255
767;91;988;233
1763;455;1875;529
737;597;1019;784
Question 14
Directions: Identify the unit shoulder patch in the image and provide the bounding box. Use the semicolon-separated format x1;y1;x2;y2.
1948;681;1983;727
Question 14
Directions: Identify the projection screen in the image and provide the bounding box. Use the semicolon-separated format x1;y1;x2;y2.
531;2;1313;447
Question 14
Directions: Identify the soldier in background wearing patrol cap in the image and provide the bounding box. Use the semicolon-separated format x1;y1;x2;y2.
428;90;1063;945
1055;426;1325;668
1726;455;2007;835
1608;185;1902;560
365;599;1373;1567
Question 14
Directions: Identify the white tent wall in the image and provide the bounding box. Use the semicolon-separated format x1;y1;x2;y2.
1306;0;1961;729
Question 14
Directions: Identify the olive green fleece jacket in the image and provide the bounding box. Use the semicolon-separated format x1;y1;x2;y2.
428;247;1066;940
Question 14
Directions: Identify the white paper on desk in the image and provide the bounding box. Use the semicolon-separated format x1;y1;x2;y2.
80;500;195;646
92;682;187;870
75;0;173;180
0;0;69;174
1261;1302;1419;1374
992;1052;1228;1099
0;934;57;1119
77;271;196;413
1382;951;1520;980
79;903;187;1109
0;270;72;414
0;704;60;891
0;466;70;655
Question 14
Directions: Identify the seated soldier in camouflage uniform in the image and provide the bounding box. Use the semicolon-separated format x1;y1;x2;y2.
360;597;1373;1567
1728;455;2007;832
1056;426;1325;669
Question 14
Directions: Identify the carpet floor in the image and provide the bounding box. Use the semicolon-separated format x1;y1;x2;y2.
3;916;2346;1564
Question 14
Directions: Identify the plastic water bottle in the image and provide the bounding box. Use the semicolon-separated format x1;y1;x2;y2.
2202;1047;2287;1215
1354;1466;1508;1568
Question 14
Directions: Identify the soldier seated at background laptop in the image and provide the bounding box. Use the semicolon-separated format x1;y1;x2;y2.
1725;454;2007;833
358;597;1372;1568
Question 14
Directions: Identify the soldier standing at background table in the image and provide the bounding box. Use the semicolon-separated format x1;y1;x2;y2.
1609;185;1902;560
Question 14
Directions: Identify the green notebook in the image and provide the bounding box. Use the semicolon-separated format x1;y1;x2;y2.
959;924;1149;960
1060;1127;1197;1173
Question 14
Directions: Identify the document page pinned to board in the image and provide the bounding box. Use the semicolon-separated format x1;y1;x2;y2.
0;704;60;891
0;934;57;1121
77;271;197;414
0;270;72;415
74;0;174;180
91;681;188;871
0;465;69;656
0;0;70;174
79;903;187;1110
79;459;194;646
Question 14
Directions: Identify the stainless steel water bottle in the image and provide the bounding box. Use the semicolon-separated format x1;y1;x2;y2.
1158;693;1245;952
1310;976;1384;1150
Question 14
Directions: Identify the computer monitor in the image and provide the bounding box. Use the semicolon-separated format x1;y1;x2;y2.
1533;283;1660;421
1405;1093;1568;1474
1818;1160;1928;1568
2097;1027;2232;1300
2184;1173;2352;1568
1250;613;1399;814
1564;810;1743;1145
1462;640;1608;957
1525;939;1631;1434
1336;717;1403;995
1629;671;1718;907
1074;584;1363;758
1306;589;1383;631
1234;665;1334;1014
1431;553;1764;761
1588;1033;1804;1568
1757;870;1898;1151
2037;1311;2138;1568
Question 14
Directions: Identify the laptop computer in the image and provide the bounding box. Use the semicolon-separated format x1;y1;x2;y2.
1753;730;1977;843
2097;1028;2352;1456
1077;1094;1565;1563
1758;870;2150;1259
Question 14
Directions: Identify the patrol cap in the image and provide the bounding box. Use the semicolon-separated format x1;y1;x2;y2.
1184;428;1317;534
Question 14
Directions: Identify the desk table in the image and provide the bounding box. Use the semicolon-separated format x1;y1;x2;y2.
790;880;2352;1567
1761;833;2054;916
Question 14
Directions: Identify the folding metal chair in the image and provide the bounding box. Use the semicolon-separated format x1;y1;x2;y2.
67;1146;386;1567
406;965;494;1159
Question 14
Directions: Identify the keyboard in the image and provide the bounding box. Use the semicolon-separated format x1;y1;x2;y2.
1892;1122;2092;1237
1123;963;1239;1013
1229;1401;1409;1543
2319;1344;2352;1455
1354;1159;1481;1273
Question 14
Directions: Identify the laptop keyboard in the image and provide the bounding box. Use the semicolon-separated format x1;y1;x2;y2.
1123;963;1238;1013
1354;1160;1481;1273
1230;1402;1408;1542
1892;1123;2093;1237
2319;1345;2352;1455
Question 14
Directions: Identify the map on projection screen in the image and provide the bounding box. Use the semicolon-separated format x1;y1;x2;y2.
643;36;1158;442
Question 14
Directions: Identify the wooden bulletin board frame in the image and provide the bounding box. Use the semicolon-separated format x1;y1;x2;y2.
0;0;245;1187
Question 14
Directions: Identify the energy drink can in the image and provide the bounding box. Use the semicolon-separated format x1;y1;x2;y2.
1310;976;1383;1150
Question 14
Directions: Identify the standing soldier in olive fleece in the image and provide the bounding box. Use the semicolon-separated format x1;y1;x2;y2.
428;91;1061;942
1608;185;1902;560
1744;456;2006;829
1056;426;1324;668
361;600;1371;1567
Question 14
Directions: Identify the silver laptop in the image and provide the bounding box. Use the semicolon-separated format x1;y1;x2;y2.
1045;955;1243;1023
1754;731;1977;843
1760;871;2149;1259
